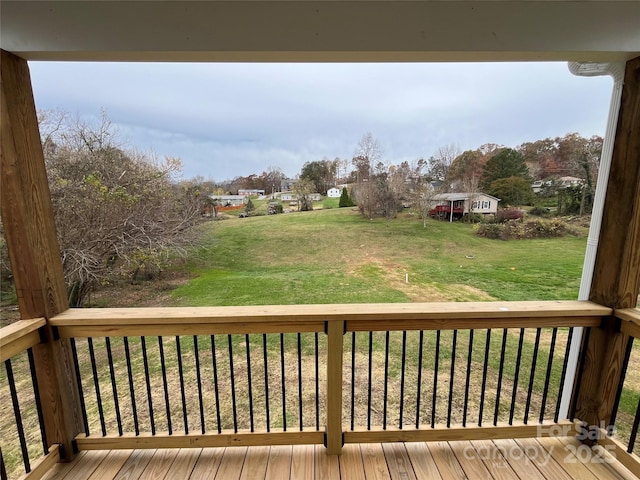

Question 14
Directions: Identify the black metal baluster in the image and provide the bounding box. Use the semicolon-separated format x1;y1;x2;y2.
105;337;123;435
194;336;205;434
229;335;238;433
463;330;474;427
6;359;30;472
88;337;106;436
447;330;457;428
69;339;89;437
0;446;7;480
494;329;508;426
158;336;172;435
478;329;491;427
176;336;188;434
211;335;222;433
524;328;542;424
539;328;558;423
415;330;424;429
297;333;303;431
431;330;441;428
350;331;356;431
246;334;255;433
262;334;270;432
399;331;407;429
383;331;390;430
367;331;373;430
141;336;155;435
315;332;320;430
123;337;139;436
280;333;287;431
628;396;640;454
508;329;525;425
610;337;634;429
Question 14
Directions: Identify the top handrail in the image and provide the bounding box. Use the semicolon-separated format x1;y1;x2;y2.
617;308;640;338
47;301;612;338
0;317;46;362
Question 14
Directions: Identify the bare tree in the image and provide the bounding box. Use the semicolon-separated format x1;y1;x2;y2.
412;182;436;228
293;178;316;211
428;144;460;182
41;110;201;306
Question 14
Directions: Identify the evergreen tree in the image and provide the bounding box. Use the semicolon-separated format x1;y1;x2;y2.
339;187;354;207
480;148;530;191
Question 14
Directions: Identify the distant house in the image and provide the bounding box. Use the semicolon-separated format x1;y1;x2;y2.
209;194;247;208
327;187;341;198
238;189;265;197
280;192;322;202
430;192;500;220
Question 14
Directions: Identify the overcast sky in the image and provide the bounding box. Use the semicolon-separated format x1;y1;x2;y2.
29;62;613;181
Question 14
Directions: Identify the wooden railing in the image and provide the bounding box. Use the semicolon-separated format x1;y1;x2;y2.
0;319;62;480
5;301;640;480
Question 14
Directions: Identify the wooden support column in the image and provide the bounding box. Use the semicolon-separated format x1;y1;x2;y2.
325;320;344;455
1;50;83;459
572;56;640;434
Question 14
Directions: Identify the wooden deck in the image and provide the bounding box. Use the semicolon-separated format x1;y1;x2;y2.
42;438;636;480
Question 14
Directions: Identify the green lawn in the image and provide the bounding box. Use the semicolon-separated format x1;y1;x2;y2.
172;207;587;306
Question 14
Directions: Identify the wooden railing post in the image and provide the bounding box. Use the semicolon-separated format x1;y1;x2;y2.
325;320;344;455
572;55;640;436
1;50;83;459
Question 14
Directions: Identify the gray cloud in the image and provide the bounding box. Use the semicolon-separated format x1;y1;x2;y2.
29;62;613;180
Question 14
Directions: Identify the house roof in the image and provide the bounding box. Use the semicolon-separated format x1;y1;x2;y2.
433;192;501;202
2;1;639;62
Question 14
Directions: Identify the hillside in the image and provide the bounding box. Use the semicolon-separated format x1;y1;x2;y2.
168;208;587;306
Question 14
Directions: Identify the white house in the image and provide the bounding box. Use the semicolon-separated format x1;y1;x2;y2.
209;194;247;207
327;187;341;198
430;192;500;220
280;192;322;202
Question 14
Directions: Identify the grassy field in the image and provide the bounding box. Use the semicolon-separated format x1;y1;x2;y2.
3;205;640;479
172;206;587;306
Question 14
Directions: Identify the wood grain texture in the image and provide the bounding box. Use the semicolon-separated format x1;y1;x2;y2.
575;55;640;433
360;443;391;480
325;320;344;455
591;429;640;479
0;49;68;318
344;421;577;444
557;436;631;480
315;447;340;480
22;444;60;480
75;430;324;450
536;437;599;480
290;444;314;480
86;450;134;480
213;447;246;480
1;49;82;459
404;442;444;480
492;439;548;480
162;448;200;479
590;56;640;310
471;440;520;480
112;449;155;480
428;441;467;479
188;447;224;479
449;440;498;480
137;449;178;480
514;438;573;480
50;301;612;327
239;445;269;480
382;443;417;480
617;309;640;338
264;445;292;480
338;445;365;480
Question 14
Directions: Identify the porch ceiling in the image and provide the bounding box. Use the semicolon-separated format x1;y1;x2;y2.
2;1;639;62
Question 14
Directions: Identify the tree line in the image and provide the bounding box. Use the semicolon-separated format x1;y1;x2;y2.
0;111;603;308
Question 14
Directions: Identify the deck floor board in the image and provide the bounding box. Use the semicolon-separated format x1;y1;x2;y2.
41;438;637;480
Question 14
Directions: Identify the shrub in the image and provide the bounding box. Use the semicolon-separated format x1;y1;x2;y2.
495;207;524;223
475;218;577;240
529;206;552;217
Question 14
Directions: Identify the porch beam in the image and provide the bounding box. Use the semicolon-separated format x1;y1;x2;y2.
572;55;640;431
0;49;83;459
